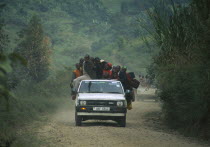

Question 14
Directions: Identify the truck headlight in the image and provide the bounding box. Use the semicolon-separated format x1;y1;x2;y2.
80;101;86;106
117;101;123;107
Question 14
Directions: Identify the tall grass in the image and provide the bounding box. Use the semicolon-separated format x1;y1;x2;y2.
146;0;210;138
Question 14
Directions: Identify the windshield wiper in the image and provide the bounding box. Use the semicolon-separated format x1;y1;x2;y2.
105;92;122;94
79;92;104;93
88;91;103;93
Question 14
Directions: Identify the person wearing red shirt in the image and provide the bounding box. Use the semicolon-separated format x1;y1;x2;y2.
102;63;112;79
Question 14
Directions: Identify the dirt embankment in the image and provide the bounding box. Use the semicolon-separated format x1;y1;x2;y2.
24;88;208;147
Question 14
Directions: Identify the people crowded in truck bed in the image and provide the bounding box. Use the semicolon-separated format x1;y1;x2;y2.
70;54;140;110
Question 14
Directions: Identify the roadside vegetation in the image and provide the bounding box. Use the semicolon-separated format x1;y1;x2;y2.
146;0;210;139
0;4;71;146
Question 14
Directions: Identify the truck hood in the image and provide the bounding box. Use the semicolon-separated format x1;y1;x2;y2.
77;93;125;101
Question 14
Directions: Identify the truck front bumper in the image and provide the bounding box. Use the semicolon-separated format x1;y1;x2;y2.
76;106;127;118
77;112;125;116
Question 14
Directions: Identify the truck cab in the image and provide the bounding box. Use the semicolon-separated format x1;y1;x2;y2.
75;80;127;127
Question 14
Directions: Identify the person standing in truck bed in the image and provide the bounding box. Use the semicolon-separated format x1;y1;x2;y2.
94;57;103;79
72;54;96;97
119;66;133;110
70;63;82;89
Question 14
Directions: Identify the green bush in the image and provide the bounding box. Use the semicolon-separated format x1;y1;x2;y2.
146;0;210;138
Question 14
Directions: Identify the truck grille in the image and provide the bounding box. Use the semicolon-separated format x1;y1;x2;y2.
86;100;117;106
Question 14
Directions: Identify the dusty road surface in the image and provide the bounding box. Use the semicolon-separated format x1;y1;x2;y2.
31;88;208;147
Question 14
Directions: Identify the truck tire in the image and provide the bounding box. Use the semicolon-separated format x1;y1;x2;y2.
75;111;82;126
118;115;126;127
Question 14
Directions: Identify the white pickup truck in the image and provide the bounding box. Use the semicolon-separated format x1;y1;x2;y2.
75;80;127;127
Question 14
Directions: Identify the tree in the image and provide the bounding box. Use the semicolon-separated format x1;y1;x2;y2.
0;3;26;109
0;3;13;111
0;4;8;54
16;15;51;82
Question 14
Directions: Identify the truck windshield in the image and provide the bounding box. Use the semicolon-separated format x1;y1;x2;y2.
79;81;124;94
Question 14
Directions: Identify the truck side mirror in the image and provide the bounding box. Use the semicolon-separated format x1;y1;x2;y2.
125;90;131;94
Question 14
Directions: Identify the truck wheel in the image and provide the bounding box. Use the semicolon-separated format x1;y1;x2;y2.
118;115;126;127
75;111;82;126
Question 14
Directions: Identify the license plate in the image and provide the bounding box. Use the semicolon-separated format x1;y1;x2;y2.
93;107;110;111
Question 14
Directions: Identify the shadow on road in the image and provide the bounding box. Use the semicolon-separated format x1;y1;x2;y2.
81;120;119;127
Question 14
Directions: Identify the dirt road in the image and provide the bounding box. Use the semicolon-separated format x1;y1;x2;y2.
32;88;207;147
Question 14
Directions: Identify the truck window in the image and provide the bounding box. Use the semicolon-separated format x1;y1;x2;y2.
79;81;124;94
